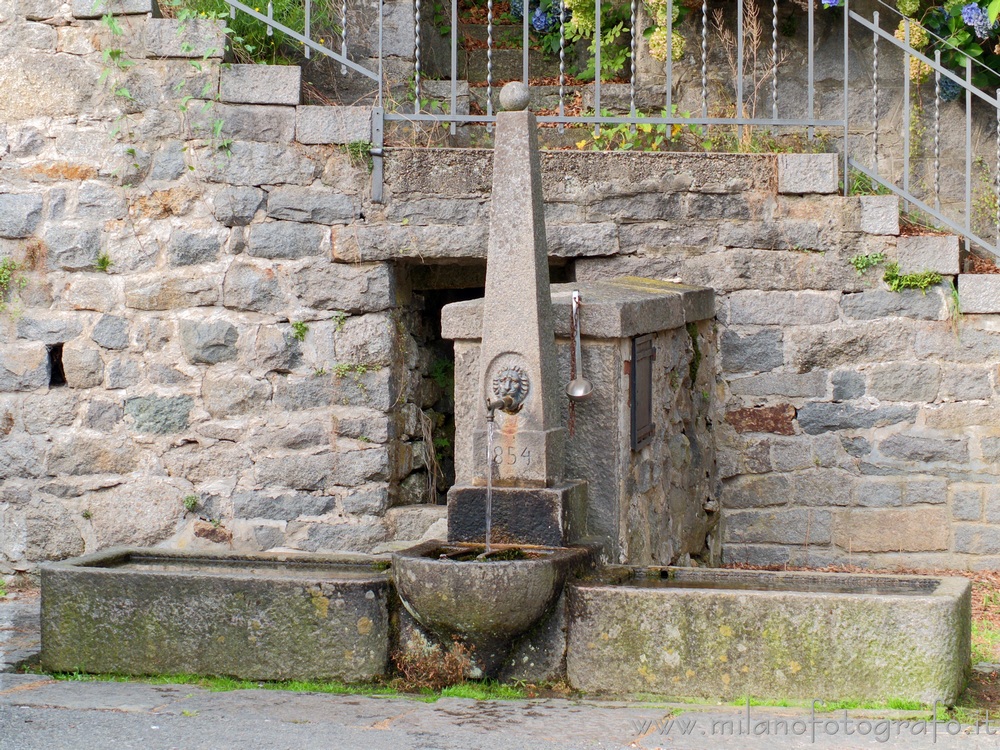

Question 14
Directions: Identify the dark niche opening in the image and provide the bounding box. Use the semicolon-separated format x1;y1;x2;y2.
47;343;66;387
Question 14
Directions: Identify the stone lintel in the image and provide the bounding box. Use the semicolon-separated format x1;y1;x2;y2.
442;278;714;341
447;481;588;547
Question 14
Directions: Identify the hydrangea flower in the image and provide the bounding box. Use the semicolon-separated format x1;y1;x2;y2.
820;0;842;8
648;27;685;62
961;3;996;39
897;0;921;17
909;56;932;83
939;76;963;101
511;0;568;32
894;19;930;49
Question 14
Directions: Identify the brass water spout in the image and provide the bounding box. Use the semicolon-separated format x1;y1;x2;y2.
485;395;513;421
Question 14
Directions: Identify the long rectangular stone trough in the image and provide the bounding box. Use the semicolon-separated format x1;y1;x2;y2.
566;567;971;703
40;548;391;681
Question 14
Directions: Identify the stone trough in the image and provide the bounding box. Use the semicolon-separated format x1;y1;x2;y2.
40;548;391;682
566;566;971;703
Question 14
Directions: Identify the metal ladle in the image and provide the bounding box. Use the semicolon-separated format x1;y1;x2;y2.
566;291;593;401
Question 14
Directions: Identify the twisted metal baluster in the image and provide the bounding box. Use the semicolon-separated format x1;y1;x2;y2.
414;0;422;114
996;88;1000;247
487;0;494;129
771;0;777;120
629;0;637;129
559;0;565;133
872;11;878;170
934;51;942;212
341;0;348;74
665;0;673;112
700;0;708;118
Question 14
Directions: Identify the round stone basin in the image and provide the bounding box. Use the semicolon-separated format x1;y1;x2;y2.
392;540;588;676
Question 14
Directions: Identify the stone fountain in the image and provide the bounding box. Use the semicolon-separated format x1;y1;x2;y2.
391;83;591;676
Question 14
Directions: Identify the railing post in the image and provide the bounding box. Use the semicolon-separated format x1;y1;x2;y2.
371;107;385;204
843;0;849;197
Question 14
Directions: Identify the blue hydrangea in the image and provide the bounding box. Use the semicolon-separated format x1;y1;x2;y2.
939;76;963;102
511;0;568;30
820;0;842;7
961;3;996;39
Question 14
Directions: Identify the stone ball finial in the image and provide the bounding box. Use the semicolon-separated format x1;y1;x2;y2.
499;82;530;112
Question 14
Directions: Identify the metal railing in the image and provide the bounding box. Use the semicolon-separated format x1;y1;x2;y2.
221;0;1000;256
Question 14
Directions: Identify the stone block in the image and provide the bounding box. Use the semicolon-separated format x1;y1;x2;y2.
333;224;488;263
179;318;239;364
247;221;329;260
213;186;264;227
143;19;225;59
723;508;832;545
188;101;296;143
951;484;983;521
940;366;992;401
296;105;372;145
148;141;187;181
877;433;969;463
84;399;124;431
46;433;138;475
955;524;1000;555
958;274;1000;314
41;549;391;682
386;505;447;540
91;314;129;350
777;153;839;194
840;289;945;321
723;291;840;326
44;226;101;271
448;481;587;547
219;64;301;105
787;320;913;372
202;370;271;418
199;142;320;186
797;402;917;434
16;314;84;345
125;395;193;434
720;329;783;374
256;452;338;491
233;491;334;521
867;362;940;402
859;195;900;235
77;181;126;222
125;271;219;310
290;261;397;313
267;187;356;224
831;369;865;400
342;485;390;515
222;261;285;313
721;474;791;509
984;487;1000;523
0;341;49;392
300;519;390;552
834;508;950;552
727;371;827;398
896;234;961;275
166;230;222;267
72;0;155;17
0;193;42;238
852;478;903;508
61;338;105;388
724;404;796;435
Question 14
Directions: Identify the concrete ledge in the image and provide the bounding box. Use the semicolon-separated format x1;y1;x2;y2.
897;234;961;275
958;273;1000;313
72;0;157;18
296;105;372;145
220;64;301;106
41;547;391;681
777;153;839;194
567;566;970;702
442;278;714;340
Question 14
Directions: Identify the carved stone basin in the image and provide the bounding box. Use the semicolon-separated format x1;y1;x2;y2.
392;540;589;676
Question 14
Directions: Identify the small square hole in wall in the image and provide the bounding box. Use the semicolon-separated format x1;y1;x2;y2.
47;343;66;387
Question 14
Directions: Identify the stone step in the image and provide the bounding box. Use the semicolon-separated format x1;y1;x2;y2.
958;274;1000;313
220;64;301;106
385;504;447;541
896;234;962;275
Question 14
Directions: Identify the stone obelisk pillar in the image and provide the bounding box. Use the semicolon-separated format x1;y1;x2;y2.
446;83;585;547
